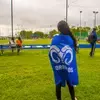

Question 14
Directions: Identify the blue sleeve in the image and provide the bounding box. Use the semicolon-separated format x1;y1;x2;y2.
94;32;97;40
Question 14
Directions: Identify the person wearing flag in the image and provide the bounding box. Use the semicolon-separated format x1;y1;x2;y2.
88;28;97;57
49;21;79;100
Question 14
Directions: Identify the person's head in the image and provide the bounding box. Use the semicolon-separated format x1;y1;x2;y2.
57;20;70;35
18;37;21;40
57;20;77;51
11;37;15;41
18;37;22;42
93;28;96;32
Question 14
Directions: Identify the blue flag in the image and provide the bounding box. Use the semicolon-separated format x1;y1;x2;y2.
49;34;79;87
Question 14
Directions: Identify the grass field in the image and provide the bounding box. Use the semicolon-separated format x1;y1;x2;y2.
0;48;100;100
0;39;89;45
0;39;51;45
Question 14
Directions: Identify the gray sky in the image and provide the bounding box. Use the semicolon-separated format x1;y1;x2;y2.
0;0;100;35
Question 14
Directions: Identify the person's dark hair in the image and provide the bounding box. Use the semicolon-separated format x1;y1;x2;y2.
11;37;15;42
18;37;22;42
93;28;96;32
57;20;77;51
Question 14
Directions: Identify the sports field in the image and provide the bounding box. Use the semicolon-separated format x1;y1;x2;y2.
0;39;89;45
0;39;100;100
0;39;51;45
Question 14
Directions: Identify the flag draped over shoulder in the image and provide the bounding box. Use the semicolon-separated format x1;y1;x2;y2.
49;34;79;87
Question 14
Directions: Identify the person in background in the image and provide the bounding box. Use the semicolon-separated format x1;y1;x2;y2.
49;21;78;100
16;37;22;55
9;37;16;53
76;37;79;53
0;45;4;55
89;28;97;57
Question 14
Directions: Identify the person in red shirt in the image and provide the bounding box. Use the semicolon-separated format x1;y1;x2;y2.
16;37;22;55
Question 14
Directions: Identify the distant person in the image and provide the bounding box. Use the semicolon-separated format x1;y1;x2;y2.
16;37;22;55
49;21;78;100
9;37;16;53
76;37;80;53
0;45;4;55
88;28;97;57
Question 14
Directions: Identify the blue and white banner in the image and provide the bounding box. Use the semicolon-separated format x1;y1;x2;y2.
0;44;100;49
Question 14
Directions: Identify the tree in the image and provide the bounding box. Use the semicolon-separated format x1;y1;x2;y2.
32;31;44;38
44;34;49;38
20;30;26;39
49;30;59;38
96;25;100;37
20;30;33;39
26;31;33;39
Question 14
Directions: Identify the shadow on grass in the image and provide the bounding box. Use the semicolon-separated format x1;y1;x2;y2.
0;51;21;57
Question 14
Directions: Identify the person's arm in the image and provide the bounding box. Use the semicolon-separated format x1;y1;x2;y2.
16;40;18;44
93;32;97;40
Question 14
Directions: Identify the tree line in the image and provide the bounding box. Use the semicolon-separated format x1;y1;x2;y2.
19;25;100;39
20;29;59;39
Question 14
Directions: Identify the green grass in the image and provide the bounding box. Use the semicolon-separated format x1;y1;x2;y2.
78;40;89;44
0;39;52;45
0;49;100;100
22;39;52;44
0;40;8;44
0;39;90;45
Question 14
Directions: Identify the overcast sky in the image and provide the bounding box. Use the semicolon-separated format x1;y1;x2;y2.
0;0;100;35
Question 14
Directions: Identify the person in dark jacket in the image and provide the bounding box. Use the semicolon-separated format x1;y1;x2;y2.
89;28;97;57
